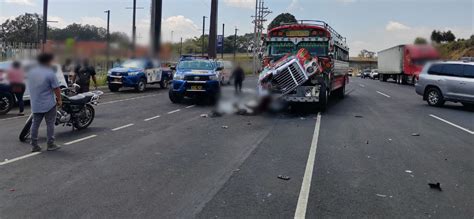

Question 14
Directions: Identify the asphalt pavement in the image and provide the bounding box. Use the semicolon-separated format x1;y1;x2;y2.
0;77;472;218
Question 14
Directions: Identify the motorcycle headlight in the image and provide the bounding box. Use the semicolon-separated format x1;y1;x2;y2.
209;75;218;81
174;74;184;80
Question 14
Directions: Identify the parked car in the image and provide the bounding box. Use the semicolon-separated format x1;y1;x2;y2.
107;58;172;92
216;60;233;85
361;69;371;78
169;56;222;104
370;69;379;79
415;61;474;108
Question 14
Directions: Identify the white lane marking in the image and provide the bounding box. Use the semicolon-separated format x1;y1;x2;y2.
376;91;391;98
294;112;322;219
359;84;365;88
429;114;474;135
64;135;98;145
0;152;41;166
144;115;161;121
99;94;158;105
185;105;196;109
167;109;181;114
112;123;134;131
0;115;28;121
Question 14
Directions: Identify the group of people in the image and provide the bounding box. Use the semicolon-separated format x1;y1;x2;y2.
2;55;99;152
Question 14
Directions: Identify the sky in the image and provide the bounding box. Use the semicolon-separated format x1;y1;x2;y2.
1;0;473;56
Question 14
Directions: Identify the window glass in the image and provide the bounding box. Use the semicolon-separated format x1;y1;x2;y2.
441;64;463;77
428;64;443;75
463;65;474;78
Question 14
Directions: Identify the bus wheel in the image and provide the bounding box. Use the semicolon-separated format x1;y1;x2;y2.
319;84;328;112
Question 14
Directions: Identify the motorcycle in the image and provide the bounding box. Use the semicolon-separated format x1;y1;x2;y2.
19;84;103;142
0;84;13;115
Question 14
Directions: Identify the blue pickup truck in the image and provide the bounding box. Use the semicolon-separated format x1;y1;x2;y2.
107;58;172;92
169;56;222;103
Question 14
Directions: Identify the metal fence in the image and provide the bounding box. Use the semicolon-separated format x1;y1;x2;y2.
0;42;40;61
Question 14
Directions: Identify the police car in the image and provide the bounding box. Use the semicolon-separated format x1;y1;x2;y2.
107;58;172;92
169;56;222;103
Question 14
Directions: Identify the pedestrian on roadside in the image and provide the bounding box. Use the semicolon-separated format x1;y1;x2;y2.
7;61;26;116
62;58;73;85
27;53;62;152
73;59;98;93
231;63;245;95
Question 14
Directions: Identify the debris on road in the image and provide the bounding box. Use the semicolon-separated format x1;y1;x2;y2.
200;114;209;118
221;125;229;129
405;170;413;173
247;122;252;125
277;175;291;180
354;115;363;118
233;169;240;172
411;133;420;136
9;188;15;192
300;117;306;120
376;194;387;198
388;138;392;142
366;140;369;144
428;182;442;191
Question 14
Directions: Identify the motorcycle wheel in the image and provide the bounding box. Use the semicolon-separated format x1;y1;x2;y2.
19;115;33;142
73;104;95;130
0;93;13;115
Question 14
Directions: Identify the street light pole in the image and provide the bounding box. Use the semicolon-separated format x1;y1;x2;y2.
151;0;162;57
105;10;111;71
42;0;48;51
208;0;218;59
221;23;225;59
202;16;207;56
131;0;137;52
233;27;238;61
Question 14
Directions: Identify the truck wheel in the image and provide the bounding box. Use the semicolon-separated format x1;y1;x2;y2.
108;85;120;92
169;89;183;103
426;87;445;107
412;76;418;85
335;84;345;99
319;84;328;112
136;78;146;92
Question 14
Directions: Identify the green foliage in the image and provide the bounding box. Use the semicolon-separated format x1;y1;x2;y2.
268;13;297;30
436;35;474;59
0;13;42;42
414;37;428;45
431;30;456;43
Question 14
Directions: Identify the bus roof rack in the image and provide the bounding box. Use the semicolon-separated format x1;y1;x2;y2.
279;20;346;43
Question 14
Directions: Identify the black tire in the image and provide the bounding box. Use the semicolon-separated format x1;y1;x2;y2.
319;83;328;112
462;102;474;109
426;87;445;107
335;84;346;99
0;93;13;115
169;89;183;104
135;78;146;92
19;115;33;142
73;104;95;130
108;85;120;92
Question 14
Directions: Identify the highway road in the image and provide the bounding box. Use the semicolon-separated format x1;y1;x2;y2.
0;77;473;218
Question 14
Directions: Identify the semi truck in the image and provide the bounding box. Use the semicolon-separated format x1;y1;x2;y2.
378;45;440;84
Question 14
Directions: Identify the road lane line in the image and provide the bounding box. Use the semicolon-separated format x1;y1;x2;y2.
167;109;181;114
99;94;158;105
0;115;28;121
0;152;41;166
185;105;196;109
144;115;161;121
294;112;322;219
64;135;98;145
376;91;391;98
359;84;365;87
112;123;134;131
429;114;474;135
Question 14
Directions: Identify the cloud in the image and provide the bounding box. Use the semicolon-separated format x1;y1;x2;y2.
161;15;200;42
223;0;255;9
4;0;35;6
288;0;303;12
336;0;357;3
386;21;411;31
80;17;107;28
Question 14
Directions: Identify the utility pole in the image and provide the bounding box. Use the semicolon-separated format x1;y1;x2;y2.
251;0;271;74
208;0;218;59
105;10;111;71
202;16;207;56
221;23;225;59
42;0;48;51
179;37;183;56
252;0;258;74
151;0;162;56
233;27;238;61
132;0;136;51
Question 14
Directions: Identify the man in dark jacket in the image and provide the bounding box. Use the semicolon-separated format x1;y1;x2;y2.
231;63;245;94
73;59;98;93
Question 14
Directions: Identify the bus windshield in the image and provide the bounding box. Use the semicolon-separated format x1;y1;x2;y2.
296;42;328;57
269;42;294;56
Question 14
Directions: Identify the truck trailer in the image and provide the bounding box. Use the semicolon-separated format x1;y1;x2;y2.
378;45;440;84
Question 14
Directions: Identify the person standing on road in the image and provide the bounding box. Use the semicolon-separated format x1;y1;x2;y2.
27;53;62;152
231;63;245;94
62;58;73;85
73;59;98;93
7;61;26;116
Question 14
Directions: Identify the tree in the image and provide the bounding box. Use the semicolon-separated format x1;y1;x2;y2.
0;13;42;42
443;30;456;42
414;37;428;45
431;30;456;43
431;30;442;43
268;13;297;30
358;49;375;58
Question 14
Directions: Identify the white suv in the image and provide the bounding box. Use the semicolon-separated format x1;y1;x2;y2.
415;61;474;108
